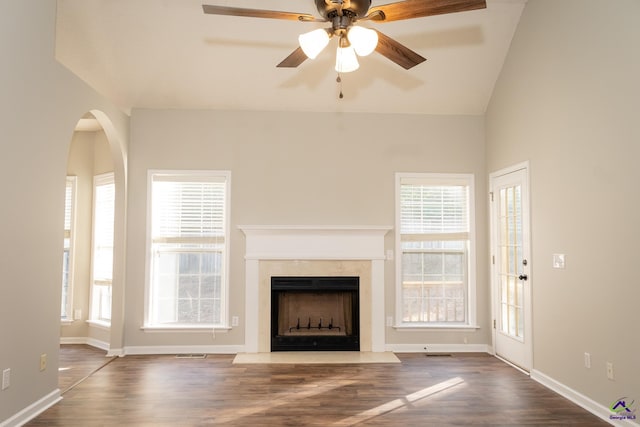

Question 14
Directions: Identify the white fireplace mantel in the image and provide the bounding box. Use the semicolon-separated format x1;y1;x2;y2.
238;225;392;353
239;225;392;260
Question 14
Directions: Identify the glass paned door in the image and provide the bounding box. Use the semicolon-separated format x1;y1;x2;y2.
499;185;524;340
491;165;531;372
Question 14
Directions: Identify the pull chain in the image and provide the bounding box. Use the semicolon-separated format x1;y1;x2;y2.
336;74;344;99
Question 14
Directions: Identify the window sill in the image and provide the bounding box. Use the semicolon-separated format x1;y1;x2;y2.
87;320;111;330
61;319;74;325
141;325;231;333
393;324;481;331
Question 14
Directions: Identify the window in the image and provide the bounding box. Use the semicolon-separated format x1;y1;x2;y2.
146;171;230;328
396;173;476;326
90;172;115;324
61;176;77;321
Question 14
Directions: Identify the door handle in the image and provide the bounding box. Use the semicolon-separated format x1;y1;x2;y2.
518;274;528;281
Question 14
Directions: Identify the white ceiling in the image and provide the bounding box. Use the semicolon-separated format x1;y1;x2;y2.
55;0;526;115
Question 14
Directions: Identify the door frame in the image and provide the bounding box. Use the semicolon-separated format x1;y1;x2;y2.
489;161;533;373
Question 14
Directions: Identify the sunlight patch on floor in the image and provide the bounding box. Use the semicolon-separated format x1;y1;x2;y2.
213;378;356;423
332;377;466;425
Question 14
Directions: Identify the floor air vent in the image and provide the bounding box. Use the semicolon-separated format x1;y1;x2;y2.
175;354;207;359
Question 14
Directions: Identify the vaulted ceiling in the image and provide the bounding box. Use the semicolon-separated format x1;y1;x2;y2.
56;0;526;115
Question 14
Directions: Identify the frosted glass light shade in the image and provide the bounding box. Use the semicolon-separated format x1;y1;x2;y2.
347;26;378;56
335;45;359;73
298;29;330;59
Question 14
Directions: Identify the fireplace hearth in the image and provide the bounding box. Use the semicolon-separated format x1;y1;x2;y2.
271;276;359;351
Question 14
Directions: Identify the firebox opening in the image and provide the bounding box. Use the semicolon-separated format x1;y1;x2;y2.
271;276;359;352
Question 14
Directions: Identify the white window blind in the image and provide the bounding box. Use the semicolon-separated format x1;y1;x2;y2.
148;171;230;327
152;178;226;243
400;184;469;238
63;179;74;235
61;176;77;320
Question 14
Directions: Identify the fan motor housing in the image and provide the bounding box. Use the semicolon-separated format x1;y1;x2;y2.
315;0;372;19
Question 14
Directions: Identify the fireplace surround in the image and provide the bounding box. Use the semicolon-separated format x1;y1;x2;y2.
239;225;392;353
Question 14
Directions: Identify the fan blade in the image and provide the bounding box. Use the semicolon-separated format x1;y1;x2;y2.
366;0;486;22
374;30;426;69
276;47;308;68
202;5;321;22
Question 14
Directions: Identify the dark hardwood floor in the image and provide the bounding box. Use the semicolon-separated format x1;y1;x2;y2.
57;344;115;394
30;350;609;426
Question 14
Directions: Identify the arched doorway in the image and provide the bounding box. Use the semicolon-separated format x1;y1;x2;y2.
59;110;126;359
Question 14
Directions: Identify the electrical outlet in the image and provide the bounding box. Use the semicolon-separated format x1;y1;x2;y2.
606;362;614;380
40;354;47;371
2;368;10;390
584;352;591;368
74;309;82;320
231;316;239;327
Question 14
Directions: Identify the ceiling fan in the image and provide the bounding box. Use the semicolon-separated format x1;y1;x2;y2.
202;0;487;73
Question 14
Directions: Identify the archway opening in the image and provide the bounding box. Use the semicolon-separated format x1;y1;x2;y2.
59;110;126;381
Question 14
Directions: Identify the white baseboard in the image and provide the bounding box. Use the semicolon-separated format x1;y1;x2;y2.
385;343;491;353
59;336;109;351
123;344;245;355
0;389;61;427
532;369;637;426
106;348;124;357
59;336;87;345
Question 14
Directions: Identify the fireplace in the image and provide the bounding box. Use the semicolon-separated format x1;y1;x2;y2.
271;276;360;351
239;225;391;353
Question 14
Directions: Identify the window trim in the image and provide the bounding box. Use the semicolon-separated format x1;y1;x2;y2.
61;176;77;322
394;172;478;329
144;169;231;330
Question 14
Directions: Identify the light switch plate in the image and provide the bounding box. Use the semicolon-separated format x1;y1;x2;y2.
553;254;565;269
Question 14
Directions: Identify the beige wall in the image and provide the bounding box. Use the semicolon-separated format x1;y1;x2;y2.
486;0;639;410
0;1;128;422
124;109;488;348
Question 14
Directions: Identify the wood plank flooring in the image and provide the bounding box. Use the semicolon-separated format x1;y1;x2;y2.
57;344;115;394
29;350;609;426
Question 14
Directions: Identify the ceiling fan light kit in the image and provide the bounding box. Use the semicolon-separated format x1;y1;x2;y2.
202;0;487;72
347;26;378;57
335;38;360;73
299;29;332;60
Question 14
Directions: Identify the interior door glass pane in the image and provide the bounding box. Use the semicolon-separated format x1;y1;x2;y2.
501;303;508;333
508;305;516;336
501;277;507;304
499;183;524;340
516;280;523;307
508;246;516;274
508;277;516;305
516;308;524;338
